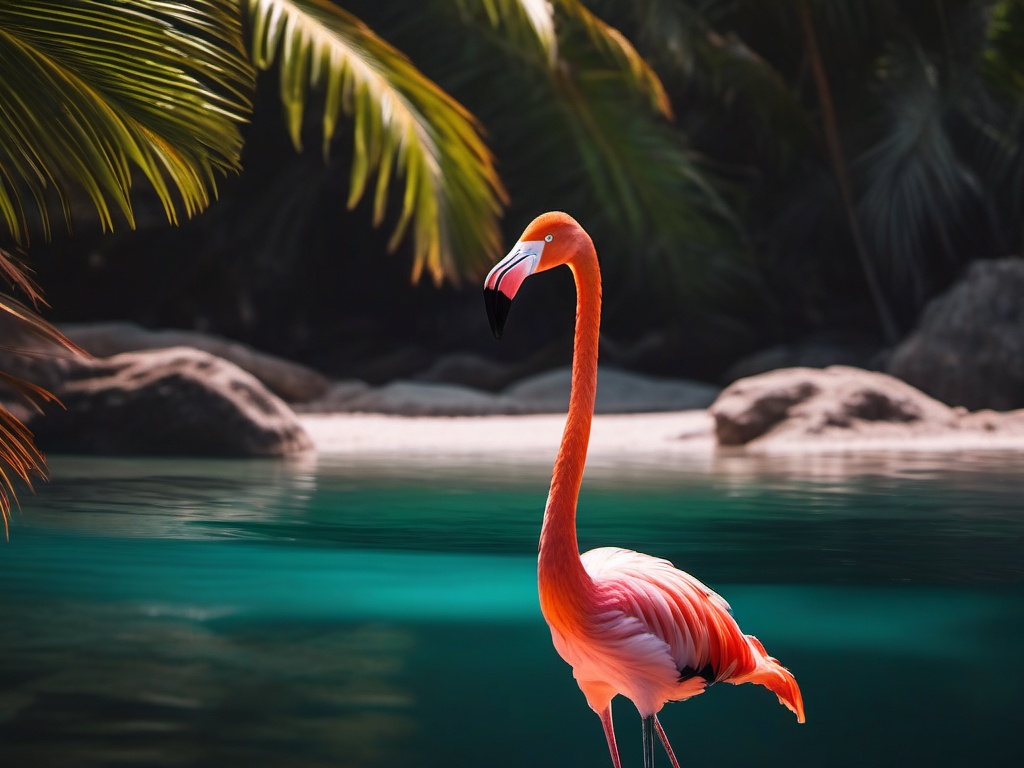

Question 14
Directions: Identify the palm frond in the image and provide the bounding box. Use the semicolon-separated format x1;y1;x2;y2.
451;0;669;117
553;0;670;117
373;1;745;309
0;245;44;308
856;57;983;301
247;0;507;283
0;400;44;539
0;247;76;538
550;62;747;302
0;0;252;245
454;0;558;64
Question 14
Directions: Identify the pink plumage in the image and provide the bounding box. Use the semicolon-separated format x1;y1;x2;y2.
485;212;804;768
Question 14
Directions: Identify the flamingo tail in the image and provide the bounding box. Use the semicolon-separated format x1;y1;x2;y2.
735;635;806;723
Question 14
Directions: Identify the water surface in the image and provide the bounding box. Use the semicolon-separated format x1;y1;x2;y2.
1;450;1022;767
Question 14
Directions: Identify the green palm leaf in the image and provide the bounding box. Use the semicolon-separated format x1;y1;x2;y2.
553;0;670;117
247;0;507;283
457;0;670;116
0;0;252;244
383;1;742;306
857;54;985;300
455;0;558;63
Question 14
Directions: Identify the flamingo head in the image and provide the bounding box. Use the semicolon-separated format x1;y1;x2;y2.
484;211;587;339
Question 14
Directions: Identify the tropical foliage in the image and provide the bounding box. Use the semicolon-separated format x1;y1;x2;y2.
597;0;1024;338
0;0;683;516
3;1;1024;523
0;250;70;535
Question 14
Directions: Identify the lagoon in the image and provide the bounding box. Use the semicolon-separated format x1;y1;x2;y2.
1;449;1022;766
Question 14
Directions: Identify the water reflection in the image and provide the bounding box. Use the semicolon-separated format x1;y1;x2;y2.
0;601;417;767
17;456;319;540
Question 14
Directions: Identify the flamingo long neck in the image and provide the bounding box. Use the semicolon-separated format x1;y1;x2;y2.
538;243;601;626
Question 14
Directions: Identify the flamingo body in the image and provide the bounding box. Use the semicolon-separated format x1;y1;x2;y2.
485;212;803;767
549;546;803;720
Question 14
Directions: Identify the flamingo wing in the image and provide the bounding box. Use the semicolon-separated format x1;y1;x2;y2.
580;547;757;698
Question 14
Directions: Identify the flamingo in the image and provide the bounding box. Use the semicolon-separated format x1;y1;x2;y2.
483;212;805;768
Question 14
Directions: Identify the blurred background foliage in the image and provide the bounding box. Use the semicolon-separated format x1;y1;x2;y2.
3;0;1024;383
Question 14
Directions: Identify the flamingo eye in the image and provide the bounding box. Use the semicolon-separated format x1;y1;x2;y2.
544;234;553;242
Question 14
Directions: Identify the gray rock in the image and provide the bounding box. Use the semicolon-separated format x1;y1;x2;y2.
710;366;957;446
27;347;313;457
293;366;718;416
339;381;525;416
62;321;330;403
887;257;1024;410
504;366;719;414
412;352;520;391
293;380;372;413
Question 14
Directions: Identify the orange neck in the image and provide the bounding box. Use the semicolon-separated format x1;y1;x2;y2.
538;241;602;625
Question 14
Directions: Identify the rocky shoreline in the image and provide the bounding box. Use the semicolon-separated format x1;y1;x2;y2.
3;318;1023;459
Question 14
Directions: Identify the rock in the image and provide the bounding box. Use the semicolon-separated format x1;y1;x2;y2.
887;257;1024;410
26;347;313;457
504;366;719;414
412;352;520;391
333;381;525;416
710;366;959;446
292;366;719;416
292;380;373;413
347;345;436;385
722;339;882;384
61;321;330;403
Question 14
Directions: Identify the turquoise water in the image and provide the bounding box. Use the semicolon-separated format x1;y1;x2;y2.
1;450;1022;767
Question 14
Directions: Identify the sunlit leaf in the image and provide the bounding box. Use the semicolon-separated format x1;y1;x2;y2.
553;0;671;117
0;0;252;245
247;0;507;283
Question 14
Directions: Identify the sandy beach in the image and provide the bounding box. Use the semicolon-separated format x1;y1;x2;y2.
300;410;1024;460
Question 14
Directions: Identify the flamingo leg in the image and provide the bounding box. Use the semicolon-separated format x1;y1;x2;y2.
642;715;656;768
598;706;622;768
654;715;682;768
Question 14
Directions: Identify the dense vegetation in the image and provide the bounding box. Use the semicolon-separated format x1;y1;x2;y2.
3;1;1024;516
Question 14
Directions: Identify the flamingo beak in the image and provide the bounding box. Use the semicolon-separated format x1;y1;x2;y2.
483;240;544;339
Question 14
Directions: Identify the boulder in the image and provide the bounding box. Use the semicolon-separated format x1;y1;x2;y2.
710;366;959;446
504;366;719;414
61;321;330;403
26;347;313;457
412;352;521;391
887;257;1024;410
292;380;373;413
307;380;525;417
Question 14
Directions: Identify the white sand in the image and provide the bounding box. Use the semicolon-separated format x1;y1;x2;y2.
299;409;1024;460
300;410;716;458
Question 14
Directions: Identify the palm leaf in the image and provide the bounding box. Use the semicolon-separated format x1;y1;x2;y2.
0;401;45;539
553;0;670;117
373;1;745;308
550;60;747;301
247;0;507;283
457;0;670;117
0;247;79;538
0;368;61;539
454;0;558;64
0;0;252;245
856;57;983;301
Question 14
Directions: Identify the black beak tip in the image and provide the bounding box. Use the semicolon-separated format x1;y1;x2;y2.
483;287;512;341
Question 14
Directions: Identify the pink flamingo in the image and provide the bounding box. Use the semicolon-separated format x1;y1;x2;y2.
484;212;805;767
